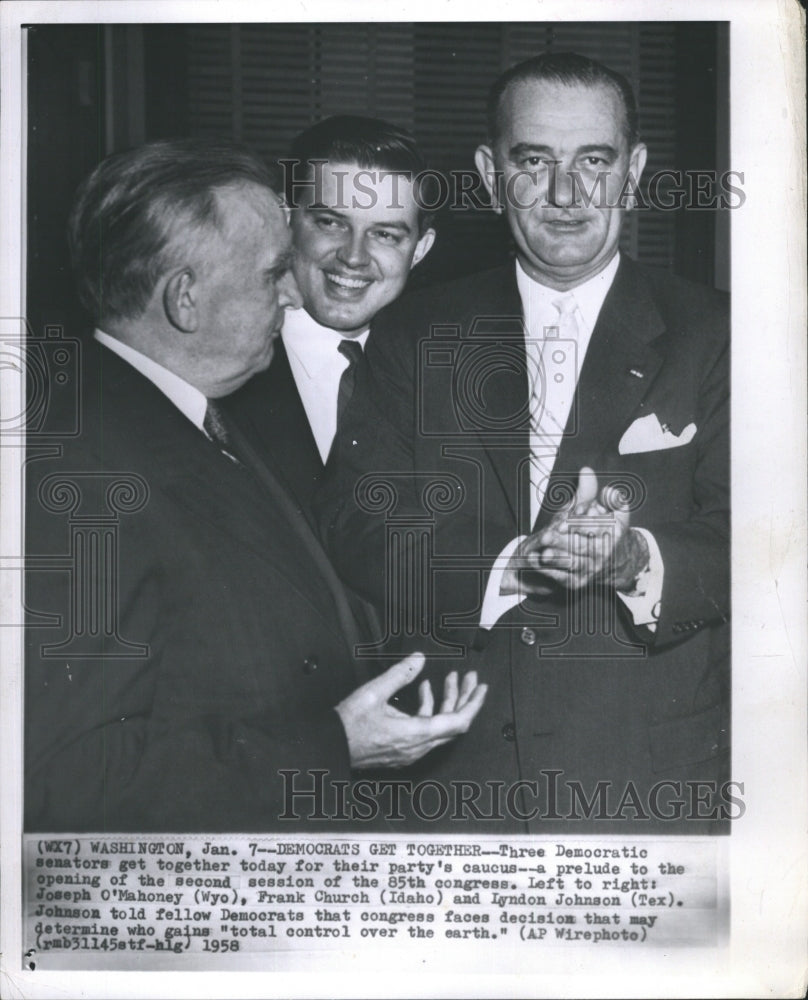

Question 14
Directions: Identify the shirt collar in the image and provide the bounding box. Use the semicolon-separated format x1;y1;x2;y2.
94;328;208;432
282;308;370;380
515;252;620;335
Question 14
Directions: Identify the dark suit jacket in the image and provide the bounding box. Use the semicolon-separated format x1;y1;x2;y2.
24;340;369;832
221;339;323;516
319;257;730;833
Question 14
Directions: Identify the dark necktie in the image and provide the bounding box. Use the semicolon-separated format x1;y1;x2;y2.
336;339;364;428
204;399;241;464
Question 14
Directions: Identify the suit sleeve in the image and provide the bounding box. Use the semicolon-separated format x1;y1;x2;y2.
24;650;351;832
639;331;730;648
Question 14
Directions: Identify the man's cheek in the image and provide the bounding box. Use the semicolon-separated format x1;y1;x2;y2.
508;175;541;211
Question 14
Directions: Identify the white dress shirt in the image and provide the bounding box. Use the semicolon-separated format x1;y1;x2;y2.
518;253;617;525
479;255;663;630
94;329;209;432
281;308;370;463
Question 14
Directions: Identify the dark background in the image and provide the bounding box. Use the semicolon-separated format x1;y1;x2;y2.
26;21;730;341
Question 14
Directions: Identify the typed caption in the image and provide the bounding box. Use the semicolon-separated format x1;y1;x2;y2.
23;834;727;970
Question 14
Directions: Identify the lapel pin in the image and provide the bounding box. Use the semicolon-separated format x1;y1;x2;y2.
627;368;645;379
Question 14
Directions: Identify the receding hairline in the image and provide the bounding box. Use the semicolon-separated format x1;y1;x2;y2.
210;178;284;223
491;75;635;146
68;137;284;324
166;180;287;271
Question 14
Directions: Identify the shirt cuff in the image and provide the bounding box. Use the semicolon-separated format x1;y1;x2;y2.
479;535;528;629
616;527;663;630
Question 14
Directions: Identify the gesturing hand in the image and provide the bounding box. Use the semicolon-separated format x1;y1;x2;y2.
335;653;487;769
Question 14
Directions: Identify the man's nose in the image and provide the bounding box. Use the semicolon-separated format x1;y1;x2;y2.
335;231;371;268
278;270;303;310
547;163;579;208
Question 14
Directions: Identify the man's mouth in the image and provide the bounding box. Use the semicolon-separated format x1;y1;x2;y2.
325;272;373;291
544;218;588;229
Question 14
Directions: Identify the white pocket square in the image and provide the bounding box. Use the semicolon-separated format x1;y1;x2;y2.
618;414;697;455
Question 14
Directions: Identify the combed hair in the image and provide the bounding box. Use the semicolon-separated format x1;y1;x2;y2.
486;52;640;147
284;115;437;233
68;138;280;324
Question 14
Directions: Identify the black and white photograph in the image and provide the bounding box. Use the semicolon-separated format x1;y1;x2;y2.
1;1;805;996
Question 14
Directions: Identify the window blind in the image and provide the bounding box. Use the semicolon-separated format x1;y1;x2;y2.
186;22;686;277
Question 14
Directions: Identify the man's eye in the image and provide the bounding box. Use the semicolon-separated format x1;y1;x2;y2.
581;156;608;167
372;230;401;244
316;216;344;230
520;156;551;168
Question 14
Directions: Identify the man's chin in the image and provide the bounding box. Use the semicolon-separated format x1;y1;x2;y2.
252;341;276;372
310;304;374;335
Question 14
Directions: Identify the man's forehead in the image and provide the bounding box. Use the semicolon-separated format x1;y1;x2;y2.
498;78;628;144
299;160;421;219
214;182;286;233
211;180;279;216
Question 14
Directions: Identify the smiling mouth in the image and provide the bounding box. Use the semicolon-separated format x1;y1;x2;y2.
325;272;373;291
545;218;588;228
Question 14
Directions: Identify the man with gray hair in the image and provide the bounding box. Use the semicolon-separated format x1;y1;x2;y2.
24;138;485;832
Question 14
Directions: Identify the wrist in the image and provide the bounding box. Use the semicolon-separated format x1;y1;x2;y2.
612;528;650;592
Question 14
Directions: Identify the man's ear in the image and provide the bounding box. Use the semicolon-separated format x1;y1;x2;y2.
410;228;436;269
625;142;648;210
163;268;198;332
474;144;502;214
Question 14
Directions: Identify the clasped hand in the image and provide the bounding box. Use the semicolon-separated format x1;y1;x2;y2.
335;653;487;769
502;466;648;594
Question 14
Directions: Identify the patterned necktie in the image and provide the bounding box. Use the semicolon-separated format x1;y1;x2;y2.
528;292;580;526
204;399;241;464
336;339;364;428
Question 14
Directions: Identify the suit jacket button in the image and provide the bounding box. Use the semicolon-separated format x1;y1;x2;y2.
302;657;318;675
501;722;516;742
520;627;537;646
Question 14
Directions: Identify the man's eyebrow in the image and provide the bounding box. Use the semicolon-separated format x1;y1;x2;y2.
508;142;620;160
509;143;557;158
370;219;413;235
305;206;412;235
269;250;295;275
577;143;620;159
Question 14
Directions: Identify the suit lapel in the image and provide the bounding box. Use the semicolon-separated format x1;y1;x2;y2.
462;265;531;527
223;341;324;516
224;417;366;658
93;345;364;665
543;257;666;524
555;257;665;467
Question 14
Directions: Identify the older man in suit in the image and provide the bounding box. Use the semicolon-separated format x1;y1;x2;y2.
23;139;485;833
320;53;731;833
223;116;435;516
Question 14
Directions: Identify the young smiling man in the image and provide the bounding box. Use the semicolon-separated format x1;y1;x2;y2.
223;116;435;513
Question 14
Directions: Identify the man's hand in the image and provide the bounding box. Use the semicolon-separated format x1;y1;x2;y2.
503;467;649;593
335;653;487;769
